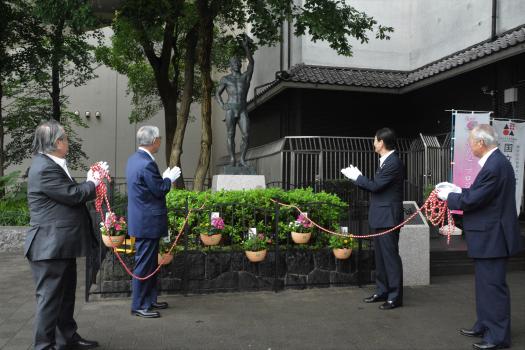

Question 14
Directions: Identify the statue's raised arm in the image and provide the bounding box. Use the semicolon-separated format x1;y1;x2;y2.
242;34;254;84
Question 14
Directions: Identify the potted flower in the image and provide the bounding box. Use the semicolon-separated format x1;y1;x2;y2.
289;213;313;244
329;234;355;260
100;212;127;248
198;216;224;246
242;233;271;262
158;237;174;265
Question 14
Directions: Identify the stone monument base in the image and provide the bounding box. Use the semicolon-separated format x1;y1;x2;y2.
220;165;256;175
212;175;266;192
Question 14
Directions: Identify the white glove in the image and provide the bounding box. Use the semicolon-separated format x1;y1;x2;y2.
436;182;462;194
436;188;451;201
97;161;109;174
162;167;171;180
86;169;100;187
341;167;352;179
341;165;362;181
350;165;362;180
169;166;181;182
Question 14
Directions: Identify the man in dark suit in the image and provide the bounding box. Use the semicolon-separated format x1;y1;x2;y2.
25;120;104;350
437;124;523;350
341;127;404;310
126;125;180;318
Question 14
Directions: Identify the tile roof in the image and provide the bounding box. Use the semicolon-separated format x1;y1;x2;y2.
251;25;525;101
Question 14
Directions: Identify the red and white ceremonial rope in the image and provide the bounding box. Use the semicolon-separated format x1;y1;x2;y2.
91;163;203;281
93;158;455;280
270;189;456;243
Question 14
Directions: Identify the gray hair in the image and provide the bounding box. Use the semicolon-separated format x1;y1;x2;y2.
470;124;498;146
32;119;66;154
137;125;160;146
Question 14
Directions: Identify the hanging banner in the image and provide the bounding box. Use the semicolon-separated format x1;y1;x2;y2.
452;112;491;189
492;119;525;214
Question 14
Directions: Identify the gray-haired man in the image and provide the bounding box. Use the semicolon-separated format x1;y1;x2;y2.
126;126;180;318
25;120;106;350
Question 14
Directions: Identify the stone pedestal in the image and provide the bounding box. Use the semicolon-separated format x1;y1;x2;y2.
399;201;430;286
220;165;256;175
212;175;266;192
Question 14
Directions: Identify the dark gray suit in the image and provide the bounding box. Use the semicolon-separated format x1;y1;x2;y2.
25;154;96;350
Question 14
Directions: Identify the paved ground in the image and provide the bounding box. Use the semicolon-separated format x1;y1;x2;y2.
0;252;523;350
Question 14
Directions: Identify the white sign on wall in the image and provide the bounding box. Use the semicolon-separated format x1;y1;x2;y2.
492;119;525;214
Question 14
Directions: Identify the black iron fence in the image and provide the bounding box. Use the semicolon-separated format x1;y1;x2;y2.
85;200;374;301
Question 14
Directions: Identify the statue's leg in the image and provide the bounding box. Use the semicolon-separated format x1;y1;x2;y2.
225;110;236;166
239;111;250;167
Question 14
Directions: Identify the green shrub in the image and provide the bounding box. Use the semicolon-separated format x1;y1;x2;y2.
165;188;348;250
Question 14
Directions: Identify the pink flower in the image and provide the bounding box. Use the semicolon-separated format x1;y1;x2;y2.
297;214;312;228
115;224;122;231
211;217;225;230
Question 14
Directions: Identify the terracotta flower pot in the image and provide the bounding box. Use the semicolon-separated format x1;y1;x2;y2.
102;234;126;248
158;253;174;265
200;233;222;246
245;249;267;262
291;231;311;244
333;248;352;260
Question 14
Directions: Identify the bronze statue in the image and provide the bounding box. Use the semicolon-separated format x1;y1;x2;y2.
216;35;254;167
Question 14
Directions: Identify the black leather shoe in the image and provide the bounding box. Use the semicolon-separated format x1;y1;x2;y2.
472;341;509;349
131;309;160;318
151;301;168;309
460;328;484;338
363;294;387;303
59;337;99;350
379;300;402;310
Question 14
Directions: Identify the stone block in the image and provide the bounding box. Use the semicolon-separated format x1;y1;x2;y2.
284;273;307;289
400;201;430;286
313;249;335;270
307;269;330;287
211;175;266;192
0;226;27;252
285;250;314;275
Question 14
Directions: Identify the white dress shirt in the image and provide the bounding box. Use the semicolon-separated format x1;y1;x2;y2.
138;147;155;161
478;147;498;168
45;153;72;180
379;150;395;168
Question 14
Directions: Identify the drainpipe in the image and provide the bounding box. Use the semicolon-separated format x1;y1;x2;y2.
287;19;292;69
280;22;284;71
491;0;497;40
491;0;498;115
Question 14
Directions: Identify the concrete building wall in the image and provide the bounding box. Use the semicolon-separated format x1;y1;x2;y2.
302;0;412;70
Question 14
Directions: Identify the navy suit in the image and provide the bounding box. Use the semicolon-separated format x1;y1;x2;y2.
126;150;171;311
447;149;523;347
355;152;405;303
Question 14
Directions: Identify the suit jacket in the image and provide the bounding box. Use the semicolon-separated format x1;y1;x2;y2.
355;152;405;229
447;149;523;258
24;154;96;261
126;150;171;239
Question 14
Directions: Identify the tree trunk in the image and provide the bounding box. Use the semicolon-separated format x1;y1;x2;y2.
0;81;4;179
164;99;178;167
50;18;65;121
170;26;198;189
193;2;214;191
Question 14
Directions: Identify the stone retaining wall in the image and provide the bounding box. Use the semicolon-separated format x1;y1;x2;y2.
93;248;373;296
0;226;27;252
